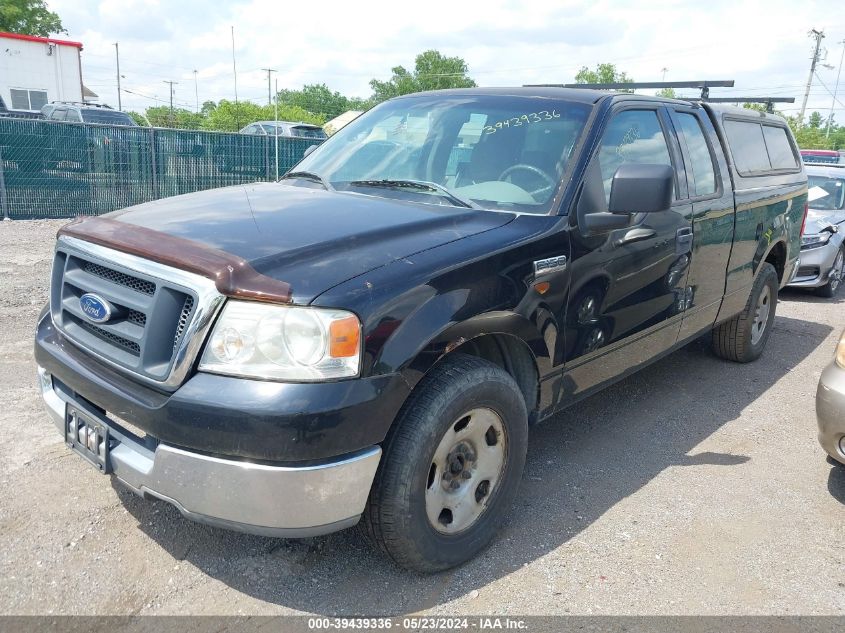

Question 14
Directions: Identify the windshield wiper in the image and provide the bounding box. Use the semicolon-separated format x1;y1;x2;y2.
280;170;334;191
349;179;480;209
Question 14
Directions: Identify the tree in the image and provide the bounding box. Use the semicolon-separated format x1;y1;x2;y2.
278;84;371;120
126;111;149;127
200;100;217;117
0;0;65;36
201;99;324;132
574;63;633;89
142;106;205;130
369;50;476;103
655;87;677;99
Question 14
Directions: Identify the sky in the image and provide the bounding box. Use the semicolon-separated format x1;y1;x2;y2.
48;0;845;123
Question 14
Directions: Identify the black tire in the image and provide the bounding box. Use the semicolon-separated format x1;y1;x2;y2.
711;263;779;363
362;353;528;572
815;246;844;298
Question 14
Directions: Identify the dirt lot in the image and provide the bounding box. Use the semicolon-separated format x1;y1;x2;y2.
0;218;843;616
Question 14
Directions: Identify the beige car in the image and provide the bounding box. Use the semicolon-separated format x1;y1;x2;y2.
818;329;845;465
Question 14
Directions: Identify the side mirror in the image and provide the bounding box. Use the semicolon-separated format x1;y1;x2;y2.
303;144;318;158
608;163;674;214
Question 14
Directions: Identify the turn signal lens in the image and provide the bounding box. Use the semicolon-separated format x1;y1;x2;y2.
330;316;361;358
836;330;845;369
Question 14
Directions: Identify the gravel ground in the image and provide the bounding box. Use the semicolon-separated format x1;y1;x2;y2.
0;218;843;616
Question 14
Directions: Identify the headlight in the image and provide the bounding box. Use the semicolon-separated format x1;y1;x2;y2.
836;330;845;369
199;301;361;381
801;232;832;249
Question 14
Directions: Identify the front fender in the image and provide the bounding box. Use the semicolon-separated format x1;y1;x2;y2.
383;307;551;390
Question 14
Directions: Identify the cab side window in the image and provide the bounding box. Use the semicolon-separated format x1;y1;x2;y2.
598;110;673;203
674;113;717;197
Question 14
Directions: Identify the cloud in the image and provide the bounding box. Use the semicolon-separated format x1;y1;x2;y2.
46;0;845;120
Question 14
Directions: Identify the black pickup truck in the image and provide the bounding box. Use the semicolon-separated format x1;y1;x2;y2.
35;88;807;572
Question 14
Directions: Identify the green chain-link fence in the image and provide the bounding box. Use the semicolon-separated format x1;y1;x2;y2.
0;117;321;219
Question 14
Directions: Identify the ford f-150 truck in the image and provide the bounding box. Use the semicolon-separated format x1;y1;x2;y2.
35;88;807;572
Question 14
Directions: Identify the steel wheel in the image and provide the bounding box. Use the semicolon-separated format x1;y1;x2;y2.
750;283;772;345
425;407;507;535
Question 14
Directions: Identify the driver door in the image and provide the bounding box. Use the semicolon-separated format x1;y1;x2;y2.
558;106;694;403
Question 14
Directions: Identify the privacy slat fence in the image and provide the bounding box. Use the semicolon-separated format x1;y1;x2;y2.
0;117;320;219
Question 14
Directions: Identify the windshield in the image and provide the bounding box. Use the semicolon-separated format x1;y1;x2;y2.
291;94;591;213
808;175;845;211
81;110;136;126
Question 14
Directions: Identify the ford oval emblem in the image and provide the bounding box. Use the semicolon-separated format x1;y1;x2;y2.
79;293;113;324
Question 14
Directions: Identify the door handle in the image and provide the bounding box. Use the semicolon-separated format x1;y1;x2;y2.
676;227;693;255
615;227;656;247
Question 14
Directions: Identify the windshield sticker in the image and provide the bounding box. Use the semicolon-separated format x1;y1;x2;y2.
483;110;561;135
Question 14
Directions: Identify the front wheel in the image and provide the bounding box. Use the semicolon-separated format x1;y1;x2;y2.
816;246;844;298
362;354;528;572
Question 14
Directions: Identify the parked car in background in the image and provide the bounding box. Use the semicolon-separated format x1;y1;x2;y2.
239;120;327;140
44;102;137;126
41;103;137;173
801;149;843;165
817;328;845;466
788;164;845;297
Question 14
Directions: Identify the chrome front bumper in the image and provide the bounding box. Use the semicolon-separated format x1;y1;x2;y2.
37;365;382;537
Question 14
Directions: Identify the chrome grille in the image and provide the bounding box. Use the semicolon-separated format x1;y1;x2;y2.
51;242;203;384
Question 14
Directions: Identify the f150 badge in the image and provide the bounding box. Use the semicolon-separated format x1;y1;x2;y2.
534;255;568;276
79;293;113;324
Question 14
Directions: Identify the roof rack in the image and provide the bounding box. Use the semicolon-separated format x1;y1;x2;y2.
691;97;795;113
522;80;796;113
51;101;114;109
523;80;735;99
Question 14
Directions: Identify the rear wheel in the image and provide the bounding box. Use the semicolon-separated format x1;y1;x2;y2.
711;263;779;363
816;246;844;298
362;354;528;572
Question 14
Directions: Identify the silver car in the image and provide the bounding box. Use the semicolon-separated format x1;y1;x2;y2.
238;121;327;140
818;329;845;466
788;165;845;297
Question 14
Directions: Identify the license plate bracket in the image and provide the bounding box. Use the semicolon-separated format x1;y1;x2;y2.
65;405;112;474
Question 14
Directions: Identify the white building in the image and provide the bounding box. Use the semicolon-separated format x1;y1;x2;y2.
0;31;93;112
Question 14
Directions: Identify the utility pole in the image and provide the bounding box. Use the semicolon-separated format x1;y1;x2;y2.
261;68;276;105
114;42;122;110
163;80;177;126
827;40;845;138
231;26;239;130
193;70;199;113
274;78;280;181
799;29;825;127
